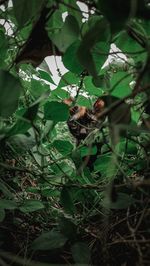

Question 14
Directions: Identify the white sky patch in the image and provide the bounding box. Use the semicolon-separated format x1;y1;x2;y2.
45;43;127;91
0;1;14;35
77;1;89;21
45;56;68;89
62;11;68;22
0;19;14;35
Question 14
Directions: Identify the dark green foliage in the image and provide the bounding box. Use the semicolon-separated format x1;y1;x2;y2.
0;71;22;117
78;17;111;76
44;101;69;121
32;230;68;250
60;187;76;215
71;242;91;264
0;1;150;265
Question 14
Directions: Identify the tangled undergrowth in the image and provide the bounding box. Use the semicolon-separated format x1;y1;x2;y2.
0;130;150;266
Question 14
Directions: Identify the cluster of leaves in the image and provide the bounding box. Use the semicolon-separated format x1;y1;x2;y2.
0;0;150;265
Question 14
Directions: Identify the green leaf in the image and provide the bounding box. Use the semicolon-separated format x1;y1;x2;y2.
0;182;13;199
44;101;69;122
116;139;137;155
110;71;132;98
12;0;45;27
58;71;80;88
102;95;131;124
19;63;38;76
76;95;91;108
19;200;44;213
46;10;63;33
115;30;146;63
92;74;110;89
7;103;39;136
30;79;50;99
0;208;5;222
53;140;73;155
60;187;76;215
80;145;97;157
91;41;110;74
140;19;150;36
94;154;112;173
18;103;39;122
71;242;91;264
71;149;83;170
0;27;8;62
48;14;80;52
63;41;84;74
8;134;36;152
41;189;60;197
66;0;82;25
0;199;17;210
38;70;55;85
131;109;141;123
18;23;32;42
126;141;138;154
0;70;22;117
84;76;104;96
78;18;110;77
26;187;40;194
7;112;34;136
98;0;130;32
51;88;70;100
51;162;74;177
81;15;101;36
103;192;135;209
58;217;77;240
32;230;68;250
41;120;55;140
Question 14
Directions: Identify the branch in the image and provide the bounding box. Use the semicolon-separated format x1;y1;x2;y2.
0;162;39;175
0;0;8;5
97;84;150;120
108;239;150;245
